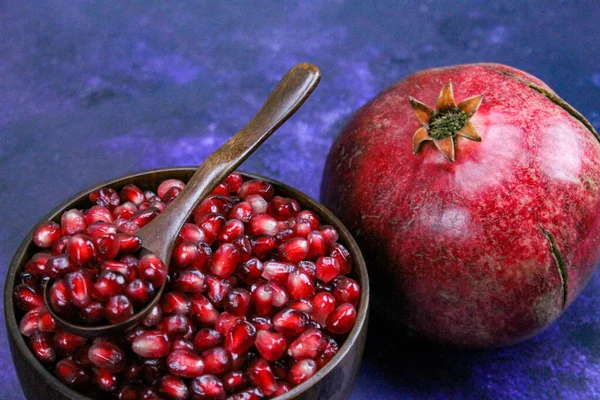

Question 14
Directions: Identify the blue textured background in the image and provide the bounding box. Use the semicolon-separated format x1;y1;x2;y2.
2;1;600;399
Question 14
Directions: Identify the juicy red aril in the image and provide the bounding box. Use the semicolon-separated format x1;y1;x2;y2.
163;186;183;202
52;235;70;255
37;307;57;332
267;196;301;220
159;375;190;400
80;301;105;323
318;225;339;247
248;214;278;236
33;221;61;248
326;303;357;334
317;336;339;368
332;276;361;306
212;181;231;196
103;259;137;282
194;328;223;353
115;218;139;235
237;258;264;285
316;256;341;283
49;279;74;315
273;382;292;396
250;316;273;332
67;234;95;266
269;282;290;308
117;234;142;254
225;288;251;316
167;350;205;378
126;279;154;306
274;228;294;246
13;283;43;311
190;374;226;400
172;241;199;269
255;330;287;362
94;234;120;260
61;209;87;236
55;359;89;387
292;218;313;238
214;312;240;337
218;219;245;242
90;187;120;210
193;242;213;273
179;223;206;243
239;180;274;201
261;261;294;285
307;230;326;260
230;235;252;262
189;294;219;326
202;347;232;375
250;235;275;260
279;237;309;263
287;298;314;314
194;195;233;220
129;207;159;228
159;315;193;339
19;307;42;337
251;284;273;316
211;243;240;278
330;242;353;275
223;370;247;394
246;194;268;214
93;270;126;301
225;319;256;354
312;292;336;326
158;179;185;200
54;331;87;356
173;269;206;294
161;291;191;315
228;387;263;400
287;269;315;299
120;184;145;206
143;305;163;327
30;331;56;363
288;328;326;360
195;213;226;245
138;253;168;287
172;338;194;352
88;341;126;372
25;252;52;276
206;275;232;307
133;330;171;358
91;367;119;392
65;270;93;308
288;358;317;385
85;222;117;239
105;295;134;323
273;308;309;337
228;201;253;223
86;205;114;225
226;172;243;192
46;254;78;278
113;202;137;219
246;359;278;396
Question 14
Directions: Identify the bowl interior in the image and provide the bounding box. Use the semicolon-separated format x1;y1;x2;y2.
5;167;369;399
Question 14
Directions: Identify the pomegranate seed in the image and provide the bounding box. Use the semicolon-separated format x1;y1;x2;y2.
91;367;119;392
90;188;121;210
202;347;232;374
13;283;43;311
30;331;56;363
159;314;194;339
46;254;78;279
246;359;278;396
159;375;190;400
65;270;92;308
172;338;194;352
279;237;309;263
194;328;223;353
317;336;339;368
237;258;263;285
116;384;141;400
287;328;326;360
211;243;240;278
214;312;241;337
274;228;294;246
167;350;205;378
287;269;315;299
251;284;273;316
88;341;126;372
51;235;70;255
179;223;206;243
130;207;160;228
61;209;87;235
292;218;312;238
288;358;317;385
54;331;87;355
94;233;120;260
33;221;61;248
248;214;278;236
81;301;105;323
73;344;93;367
55;359;89;387
312;292;337;326
194;196;233;220
19;307;42;337
273;382;292;396
126;279;154;306
158;179;185;200
173;269;206;294
225;320;256;354
102;259;136;282
250;235;275;260
113;202;138;219
195;213;226;244
37;307;57;332
25;252;52;276
206;275;232;306
105;295;134;323
116;233;141;253
67;234;95;266
173;241;199;269
287;298;314;314
332;276;361;306
261;261;294;285
255;330;287;361
115;217;140;235
239;180;274;201
228;201;253;223
163;186;183;202
193;242;213;273
326;303;357;334
330;243;353;275
143;305;163;327
318;225;339;247
138;253;168;287
306;230;326;260
223;370;246;393
246;194;268;214
316;256;341;283
226;173;243;193
273;308;309;337
230;235;252;262
228;388;263;400
225;288;251;316
48;279;73;315
120;184;145;206
212;181;231;196
93;270;126;301
133;330;171;358
190;375;226;400
85;222;117;239
189;294;218;326
267;196;301;220
140;386;163;400
86;205;114;225
161;291;191;315
250;316;273;332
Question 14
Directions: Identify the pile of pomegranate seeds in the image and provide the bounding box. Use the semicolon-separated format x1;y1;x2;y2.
14;173;360;399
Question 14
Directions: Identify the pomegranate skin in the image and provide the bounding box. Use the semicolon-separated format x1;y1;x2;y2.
322;63;600;348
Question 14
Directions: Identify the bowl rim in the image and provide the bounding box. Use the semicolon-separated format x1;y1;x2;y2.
4;167;369;399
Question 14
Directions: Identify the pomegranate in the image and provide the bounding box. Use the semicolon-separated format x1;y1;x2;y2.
322;63;600;347
16;174;360;397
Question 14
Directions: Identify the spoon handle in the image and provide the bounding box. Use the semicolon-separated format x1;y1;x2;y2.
137;63;321;262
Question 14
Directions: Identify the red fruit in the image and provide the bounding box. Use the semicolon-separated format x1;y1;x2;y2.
115;218;140;235
255;330;287;361
279;237;309;263
173;241;200;269
194;328;223;353
91;368;119;392
116;384;141;400
249;235;275;260
67;234;95;266
86;205;114;225
261;261;294;285
161;291;191;315
228;202;253;223
138;253;168;287
48;279;73;315
206;275;232;307
129;207;159;228
65;270;92;308
287;269;315;299
227;388;263;400
61;209;87;235
159;375;190;400
194;196;233;220
113;202;138;219
230;235;252;262
93;270;126;301
214;312;240;337
143;305;163;327
163;186;183;202
85;222;117;238
225;288;251;316
88;341;126;372
37;307;57;332
132;330;171;358
30;331;56;363
105;295;134;323
193;242;213;273
211;243;240;278
121;184;146;206
315;256;341;283
332;276;361;306
172;338;194;352
245;194;268;214
54;331;87;355
158;179;185;200
126;279;154;306
13;283;43;311
202;347;232;375
226;173;243;193
251;284;273;316
248;214;278;236
117;233;142;253
273;382;292;396
33;221;61;248
246;359;278;396
173;269;206;293
94;233;120;260
225;320;256;354
189;294;219;326
179;223;206;243
287;298;314;315
46;254;78;278
222;370;246;393
267;196;301;220
167;350;205;378
268;282;289;308
318;225;339;248
218;219;245;242
326;303;357;334
159;314;194;339
25;252;52;276
312;292;336;326
287;328;326;360
306;230;326;260
190;375;226;400
329;243;352;275
273;308;309;337
90;187;120;210
288;358;317;385
55;359;89;387
316;336;339;368
52;235;70;255
81;301;105;323
196;213;226;244
237;258;264;285
19;307;42;337
103;259;137;282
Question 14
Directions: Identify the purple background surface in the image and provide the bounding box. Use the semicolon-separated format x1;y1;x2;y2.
2;1;600;399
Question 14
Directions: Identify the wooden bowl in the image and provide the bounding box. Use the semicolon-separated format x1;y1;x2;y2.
4;168;369;400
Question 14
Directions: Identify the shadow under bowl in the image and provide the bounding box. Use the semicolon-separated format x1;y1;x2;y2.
4;168;370;400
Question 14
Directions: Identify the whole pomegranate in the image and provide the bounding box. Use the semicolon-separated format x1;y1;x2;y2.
321;63;600;348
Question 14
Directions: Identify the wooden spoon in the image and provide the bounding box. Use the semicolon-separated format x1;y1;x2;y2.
45;63;321;337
